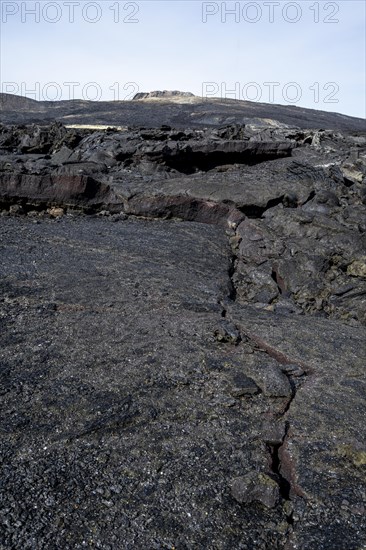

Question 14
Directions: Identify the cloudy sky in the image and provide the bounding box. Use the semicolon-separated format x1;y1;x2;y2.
1;1;365;117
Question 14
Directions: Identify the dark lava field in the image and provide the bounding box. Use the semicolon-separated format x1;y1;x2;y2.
0;93;365;549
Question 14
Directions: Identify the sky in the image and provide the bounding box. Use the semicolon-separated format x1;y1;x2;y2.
1;0;365;117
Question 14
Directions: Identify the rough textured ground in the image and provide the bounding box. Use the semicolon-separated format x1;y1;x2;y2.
0;97;365;549
1;92;365;131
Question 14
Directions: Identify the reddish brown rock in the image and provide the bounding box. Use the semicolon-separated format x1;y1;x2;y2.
0;173;119;210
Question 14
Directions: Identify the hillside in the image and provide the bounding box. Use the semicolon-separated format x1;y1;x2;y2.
1;92;365;131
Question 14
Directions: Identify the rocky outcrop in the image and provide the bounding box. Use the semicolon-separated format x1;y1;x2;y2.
132;90;195;100
1;121;365;327
124;194;244;227
0;173;119;210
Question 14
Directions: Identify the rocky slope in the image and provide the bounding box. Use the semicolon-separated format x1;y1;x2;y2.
0;98;365;549
1;92;365;131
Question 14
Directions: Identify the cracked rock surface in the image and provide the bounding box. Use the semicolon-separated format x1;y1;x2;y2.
0;106;365;549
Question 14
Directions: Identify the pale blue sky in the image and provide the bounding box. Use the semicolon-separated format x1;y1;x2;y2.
1;1;365;117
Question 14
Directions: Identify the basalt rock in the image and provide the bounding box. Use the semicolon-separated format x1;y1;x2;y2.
0;173;119;211
0;103;365;549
